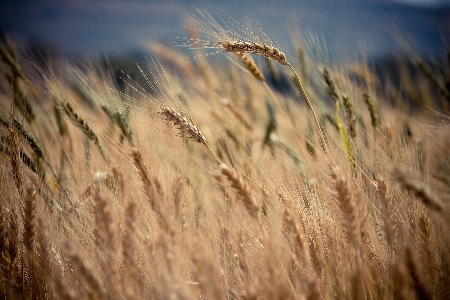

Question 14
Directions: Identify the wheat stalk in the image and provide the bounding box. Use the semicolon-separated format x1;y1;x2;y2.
185;11;328;156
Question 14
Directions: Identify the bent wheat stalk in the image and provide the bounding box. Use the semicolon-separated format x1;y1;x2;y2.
229;41;328;155
185;11;328;156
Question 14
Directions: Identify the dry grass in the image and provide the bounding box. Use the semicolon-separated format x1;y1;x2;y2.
0;11;449;299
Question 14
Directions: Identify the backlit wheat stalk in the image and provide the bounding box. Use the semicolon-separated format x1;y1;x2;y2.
183;10;328;155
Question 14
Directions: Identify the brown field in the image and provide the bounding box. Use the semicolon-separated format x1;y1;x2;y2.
0;14;449;299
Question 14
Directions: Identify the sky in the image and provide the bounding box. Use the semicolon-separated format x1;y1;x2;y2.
0;0;449;60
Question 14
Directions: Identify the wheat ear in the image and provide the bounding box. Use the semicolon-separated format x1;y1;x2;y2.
219;40;328;156
234;51;265;81
158;106;223;164
219;164;259;219
23;187;37;253
60;102;109;163
221;41;288;65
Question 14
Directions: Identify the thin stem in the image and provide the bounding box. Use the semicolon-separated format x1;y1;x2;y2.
287;63;328;157
203;142;224;165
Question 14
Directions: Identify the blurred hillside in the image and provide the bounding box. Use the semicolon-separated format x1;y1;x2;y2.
0;0;448;61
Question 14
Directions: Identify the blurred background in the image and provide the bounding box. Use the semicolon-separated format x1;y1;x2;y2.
0;0;449;61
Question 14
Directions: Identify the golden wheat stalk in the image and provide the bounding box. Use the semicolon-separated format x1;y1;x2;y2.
185;11;328;156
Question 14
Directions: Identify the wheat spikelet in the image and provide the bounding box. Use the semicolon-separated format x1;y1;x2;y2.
0;42;25;80
23;187;37;253
132;149;159;213
234;51;265;81
60;101;109;163
363;92;378;129
182;10;288;67
156;106;223;163
323;68;340;101
219;164;259;219
0;42;35;122
418;215;440;295
13;118;44;159
330;165;360;248
101;105;134;146
331;165;367;299
93;189;122;296
122;201;136;270
281;198;309;263
8;126;23;195
158;106;207;144
53;98;68;136
221;41;288;65
342;96;356;139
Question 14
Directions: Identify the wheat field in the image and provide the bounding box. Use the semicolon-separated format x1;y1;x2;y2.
0;12;449;299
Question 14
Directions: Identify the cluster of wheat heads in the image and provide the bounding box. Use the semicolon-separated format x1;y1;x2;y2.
0;10;450;299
